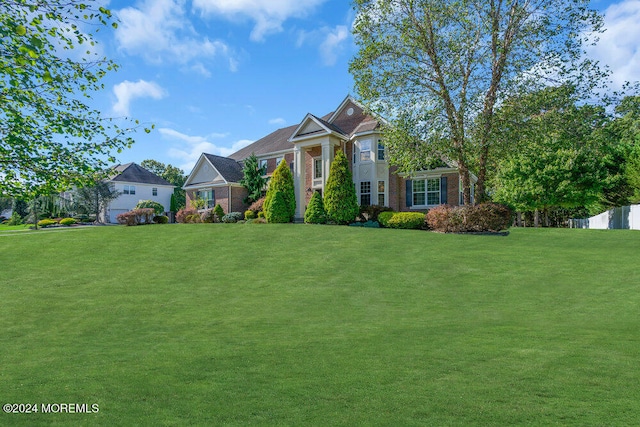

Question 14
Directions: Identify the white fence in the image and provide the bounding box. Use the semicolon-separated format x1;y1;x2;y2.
569;204;640;230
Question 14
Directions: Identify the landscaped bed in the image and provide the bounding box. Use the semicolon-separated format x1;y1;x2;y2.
1;225;638;425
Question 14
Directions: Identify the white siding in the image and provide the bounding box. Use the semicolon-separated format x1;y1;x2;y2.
106;183;174;223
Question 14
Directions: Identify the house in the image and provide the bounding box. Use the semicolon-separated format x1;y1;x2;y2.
183;96;469;220
105;163;175;223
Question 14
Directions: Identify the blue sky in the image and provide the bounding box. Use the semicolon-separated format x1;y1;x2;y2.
92;0;640;173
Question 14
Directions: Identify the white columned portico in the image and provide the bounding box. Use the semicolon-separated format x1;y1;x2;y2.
293;145;306;220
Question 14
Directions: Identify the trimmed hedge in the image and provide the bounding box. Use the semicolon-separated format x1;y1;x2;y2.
378;211;395;227
386;212;426;229
59;217;77;226
426;203;512;233
37;218;58;228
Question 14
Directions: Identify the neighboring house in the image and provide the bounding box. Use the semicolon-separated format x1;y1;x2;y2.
184;96;472;220
105;163;175;223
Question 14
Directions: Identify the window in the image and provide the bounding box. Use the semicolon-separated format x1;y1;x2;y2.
275;156;284;166
314;158;322;179
123;185;136;195
196;189;215;209
377;141;385;161
360;139;371;162
259;159;268;171
412;178;440;206
152;187;158;196
360;181;371;206
377;181;385;206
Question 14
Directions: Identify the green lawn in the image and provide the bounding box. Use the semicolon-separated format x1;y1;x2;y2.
0;225;638;425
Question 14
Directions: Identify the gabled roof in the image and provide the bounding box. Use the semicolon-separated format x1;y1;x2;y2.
289;113;348;142
227;96;382;162
203;153;244;183
110;163;173;186
228;124;298;161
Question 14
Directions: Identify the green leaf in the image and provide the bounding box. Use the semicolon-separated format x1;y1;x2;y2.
15;25;26;36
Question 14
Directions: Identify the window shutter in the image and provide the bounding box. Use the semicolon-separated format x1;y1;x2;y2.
440;177;448;205
406;180;413;207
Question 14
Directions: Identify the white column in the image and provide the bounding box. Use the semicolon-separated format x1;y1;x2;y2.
321;140;334;189
293;145;306;219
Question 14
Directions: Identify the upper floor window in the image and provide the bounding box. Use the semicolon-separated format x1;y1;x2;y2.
152;187;158;196
377;141;385;161
259;159;268;171
360;140;371;162
275;156;284;166
123;185;136;195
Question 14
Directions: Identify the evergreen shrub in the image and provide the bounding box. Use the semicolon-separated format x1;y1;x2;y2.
386;212;426;229
37;218;58;228
264;160;295;223
7;211;23;225
265;191;290;223
304;191;326;224
153;215;169;224
245;210;256;220
59;217;77;226
378;211;395;227
214;204;225;222
324;150;359;224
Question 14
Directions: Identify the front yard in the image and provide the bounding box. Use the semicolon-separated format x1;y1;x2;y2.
0;225;638;425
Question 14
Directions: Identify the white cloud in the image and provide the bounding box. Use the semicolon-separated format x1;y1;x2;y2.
112;80;167;116
297;25;350;66
268;117;286;126
319;25;349;66
160;128;252;170
586;0;640;89
114;0;236;72
192;0;327;41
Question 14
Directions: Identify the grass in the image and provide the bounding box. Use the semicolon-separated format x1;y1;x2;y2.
0;224;31;231
0;224;639;425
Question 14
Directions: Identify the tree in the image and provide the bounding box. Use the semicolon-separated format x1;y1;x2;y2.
350;0;605;204
140;159;186;210
0;1;148;200
490;85;610;222
239;153;267;204
74;179;120;223
263;159;295;223
304;191;326;224
323;151;359;224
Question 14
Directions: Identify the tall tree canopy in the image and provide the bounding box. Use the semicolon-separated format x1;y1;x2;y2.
350;0;605;203
0;1;145;199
